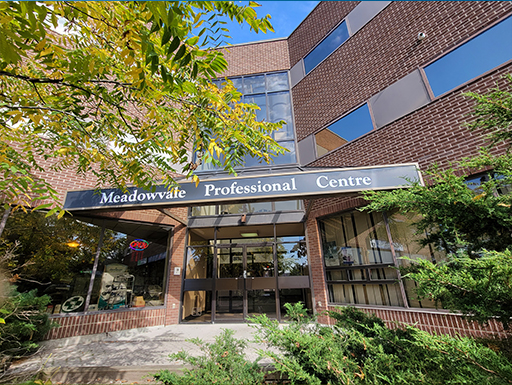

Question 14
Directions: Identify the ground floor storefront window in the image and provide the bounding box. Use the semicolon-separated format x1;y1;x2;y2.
0;210;171;315
319;210;443;309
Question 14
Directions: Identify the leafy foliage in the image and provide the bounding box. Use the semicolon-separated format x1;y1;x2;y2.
0;287;53;375
403;249;512;330
0;209;125;293
250;304;512;385
153;328;264;385
0;1;284;213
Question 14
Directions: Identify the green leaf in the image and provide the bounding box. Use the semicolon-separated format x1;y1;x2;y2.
174;44;186;61
167;36;180;54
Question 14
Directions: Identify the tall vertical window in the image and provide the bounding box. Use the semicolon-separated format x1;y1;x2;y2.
424;16;512;97
198;72;296;171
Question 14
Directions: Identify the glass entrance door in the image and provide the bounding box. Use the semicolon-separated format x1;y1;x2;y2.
215;244;276;321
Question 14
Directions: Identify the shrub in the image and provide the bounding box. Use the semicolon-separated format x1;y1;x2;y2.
0;287;53;374
250;303;512;385
153;328;265;385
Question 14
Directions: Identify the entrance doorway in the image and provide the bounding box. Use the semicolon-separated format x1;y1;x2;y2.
216;243;276;321
181;223;312;323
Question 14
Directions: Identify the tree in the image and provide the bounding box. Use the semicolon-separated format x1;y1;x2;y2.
0;1;285;215
361;75;512;329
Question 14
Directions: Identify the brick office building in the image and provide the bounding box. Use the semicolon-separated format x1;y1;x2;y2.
26;1;511;339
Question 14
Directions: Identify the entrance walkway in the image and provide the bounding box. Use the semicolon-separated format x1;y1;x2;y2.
6;323;271;384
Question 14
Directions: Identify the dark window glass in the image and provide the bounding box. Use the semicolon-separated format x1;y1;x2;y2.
304;21;349;74
425;16;512;97
266;73;289;92
268;92;293;140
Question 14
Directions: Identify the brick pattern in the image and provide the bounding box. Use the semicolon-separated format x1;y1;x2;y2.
292;1;512;140
217;39;290;78
329;307;509;339
287;1;357;67
46;308;166;339
308;64;512;171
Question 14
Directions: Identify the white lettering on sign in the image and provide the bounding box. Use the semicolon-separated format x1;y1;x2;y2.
100;189;186;204
316;175;372;189
204;178;297;197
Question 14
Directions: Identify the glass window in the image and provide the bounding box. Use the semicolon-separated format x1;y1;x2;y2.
191;205;216;216
185;247;213;279
277;241;308;276
268;91;294;140
93;230;168;311
230;77;243;91
244;94;267;122
315;104;373;155
274;200;302;211
243;75;266;94
219;202;272;214
266;73;289;92
273;141;297;165
424;16;512;97
328;283;404;307
279;289;312;319
304;21;349;74
182;291;212;322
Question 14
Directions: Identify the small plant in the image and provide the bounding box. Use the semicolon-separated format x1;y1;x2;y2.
153;328;264;385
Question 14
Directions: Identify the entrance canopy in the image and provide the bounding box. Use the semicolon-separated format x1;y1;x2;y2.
63;164;422;211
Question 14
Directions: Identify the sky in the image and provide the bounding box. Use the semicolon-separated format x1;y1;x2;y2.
218;1;319;45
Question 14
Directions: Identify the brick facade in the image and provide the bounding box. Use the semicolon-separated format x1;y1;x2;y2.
29;1;512;339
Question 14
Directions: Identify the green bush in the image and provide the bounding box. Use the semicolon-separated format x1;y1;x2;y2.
153;328;265;385
250;303;512;385
0;287;53;374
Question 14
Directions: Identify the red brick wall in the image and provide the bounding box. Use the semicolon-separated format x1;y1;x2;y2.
218;39;290;77
288;1;357;67
308;64;512;171
292;1;512;141
46;308;166;339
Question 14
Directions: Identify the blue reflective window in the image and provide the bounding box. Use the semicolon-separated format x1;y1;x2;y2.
425;16;512;97
328;104;373;142
304;21;349;74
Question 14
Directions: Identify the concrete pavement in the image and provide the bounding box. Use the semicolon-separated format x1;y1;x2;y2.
5;323;274;384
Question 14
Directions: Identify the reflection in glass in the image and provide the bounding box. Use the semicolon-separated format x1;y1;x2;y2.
315;104;373;155
273;141;297;165
304;21;349;73
185;247;213;279
219;202;272;214
243;75;266;94
277;242;308;276
247;246;274;278
274;200;302;211
244;94;267;122
217;247;243;278
94;231;168;311
268;92;293;140
248;289;276;318
320;211;390;267
266;72;289;92
425;16;512;97
182;291;212;322
191;205;216;216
